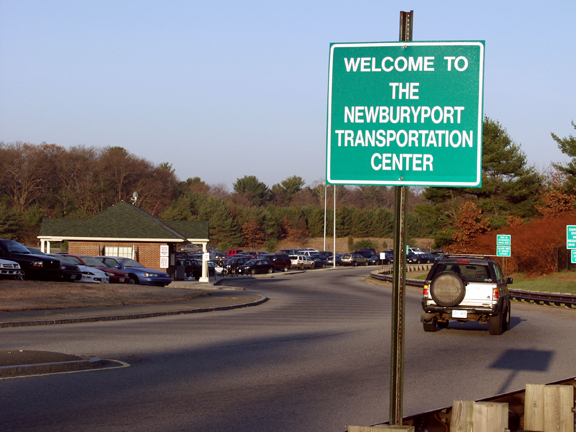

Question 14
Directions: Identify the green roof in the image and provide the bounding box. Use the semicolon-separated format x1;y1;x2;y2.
39;201;209;241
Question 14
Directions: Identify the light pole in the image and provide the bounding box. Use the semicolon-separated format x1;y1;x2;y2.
323;182;327;252
333;185;337;268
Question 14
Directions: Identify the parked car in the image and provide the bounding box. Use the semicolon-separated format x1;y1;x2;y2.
47;254;97;283
318;251;333;259
226;249;243;257
366;254;390;265
341;253;368;266
23;247;83;282
354;248;376;258
0;258;23;279
262;254;292;272
237;259;275;275
407;252;435;264
279;249;300;256
63;254;130;283
96;256;172;286
289;255;315;270
408;247;426;255
180;244;201;253
307;252;327;268
222;256;252;275
175;258;215;280
326;254;343;266
0;240;68;281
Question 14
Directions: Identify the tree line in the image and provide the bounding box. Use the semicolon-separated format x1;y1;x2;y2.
1;117;575;252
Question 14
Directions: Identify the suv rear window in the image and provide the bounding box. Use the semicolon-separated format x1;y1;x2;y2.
432;263;490;282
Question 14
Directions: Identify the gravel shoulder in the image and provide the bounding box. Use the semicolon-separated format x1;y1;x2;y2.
0;280;208;312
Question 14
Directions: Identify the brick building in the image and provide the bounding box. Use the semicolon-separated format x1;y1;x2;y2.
38;201;210;281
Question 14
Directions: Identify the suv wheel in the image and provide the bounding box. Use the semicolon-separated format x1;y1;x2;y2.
504;300;511;331
488;310;504;335
430;271;466;307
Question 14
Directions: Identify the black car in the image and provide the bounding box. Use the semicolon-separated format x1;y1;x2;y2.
25;247;83;282
367;253;392;265
0;239;64;281
222;256;252;275
46;254;85;282
309;253;327;268
238;259;275;275
354;248;377;258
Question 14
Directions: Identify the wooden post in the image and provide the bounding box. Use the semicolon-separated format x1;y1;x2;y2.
450;400;474;431
543;385;574;432
525;384;545;431
525;384;574;432
450;401;508;432
473;402;508;432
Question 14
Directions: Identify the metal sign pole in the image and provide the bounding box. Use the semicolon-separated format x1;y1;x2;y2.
389;10;413;426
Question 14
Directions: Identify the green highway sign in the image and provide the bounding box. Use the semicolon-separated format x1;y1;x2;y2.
326;41;485;187
572;250;576;264
496;234;511;246
567;225;576;249
497;245;511;257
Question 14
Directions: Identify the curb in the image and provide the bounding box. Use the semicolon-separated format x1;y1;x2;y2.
0;355;103;377
0;296;269;328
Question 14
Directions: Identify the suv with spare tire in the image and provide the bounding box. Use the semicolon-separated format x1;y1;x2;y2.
421;254;512;335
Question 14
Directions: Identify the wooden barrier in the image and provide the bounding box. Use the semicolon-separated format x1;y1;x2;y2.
450;401;508;432
347;426;414;431
525;384;574;432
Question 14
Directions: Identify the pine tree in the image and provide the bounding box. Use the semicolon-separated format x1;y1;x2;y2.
551;120;576;193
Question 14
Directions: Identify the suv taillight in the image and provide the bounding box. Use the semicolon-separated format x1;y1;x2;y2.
423;284;429;296
493;287;499;299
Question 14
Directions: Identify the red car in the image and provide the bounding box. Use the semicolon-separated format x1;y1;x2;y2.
63;254;131;284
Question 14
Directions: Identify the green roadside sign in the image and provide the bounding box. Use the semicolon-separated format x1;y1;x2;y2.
497;246;511;257
326;41;485;187
567;225;576;249
496;234;511;246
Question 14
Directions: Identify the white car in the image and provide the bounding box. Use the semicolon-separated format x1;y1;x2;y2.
0;258;23;279
289;255;315;270
77;265;110;283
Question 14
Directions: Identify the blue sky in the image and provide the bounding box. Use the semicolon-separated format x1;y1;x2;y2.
1;1;575;190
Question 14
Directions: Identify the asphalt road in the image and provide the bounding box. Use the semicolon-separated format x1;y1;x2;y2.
1;267;576;431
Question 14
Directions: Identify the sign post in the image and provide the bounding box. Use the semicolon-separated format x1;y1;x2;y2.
567;226;576;264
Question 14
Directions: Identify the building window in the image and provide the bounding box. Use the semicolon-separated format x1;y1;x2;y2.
105;246;133;259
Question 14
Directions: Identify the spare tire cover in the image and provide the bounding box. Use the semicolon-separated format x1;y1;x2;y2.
430;271;466;307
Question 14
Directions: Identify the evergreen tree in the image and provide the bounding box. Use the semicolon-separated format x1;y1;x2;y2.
551;120;576;193
351;208;372;237
0;202;21;240
371;207;394;237
336;206;355;237
233;175;270;206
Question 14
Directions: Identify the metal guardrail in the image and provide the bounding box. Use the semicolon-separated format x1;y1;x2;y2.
370;270;576;308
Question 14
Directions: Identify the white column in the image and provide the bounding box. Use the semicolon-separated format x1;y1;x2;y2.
199;242;209;282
